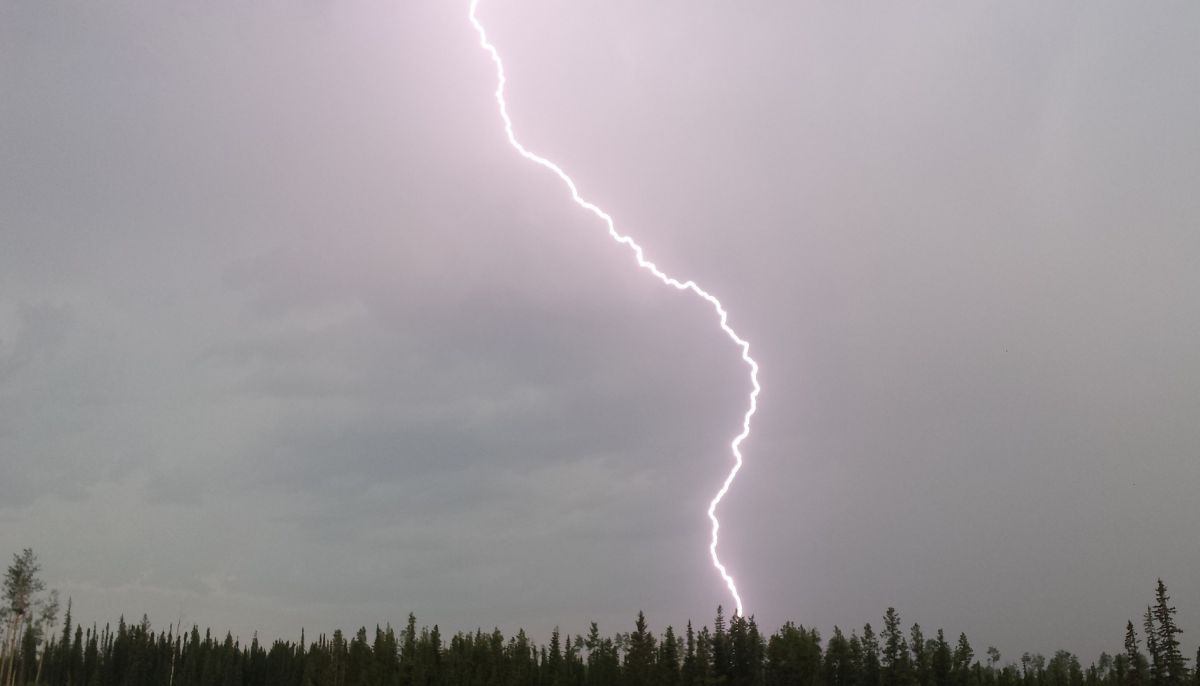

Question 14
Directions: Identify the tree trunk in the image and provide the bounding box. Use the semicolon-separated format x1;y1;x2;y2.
34;637;51;686
8;616;29;686
0;617;16;686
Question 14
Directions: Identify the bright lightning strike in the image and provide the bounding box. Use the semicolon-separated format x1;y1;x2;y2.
468;0;761;616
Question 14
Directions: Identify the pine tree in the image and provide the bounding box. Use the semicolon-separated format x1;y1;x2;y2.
1145;608;1163;686
881;610;910;686
658;626;681;686
507;629;534;686
548;629;565;686
713;608;731;686
766;622;821;686
744;618;765;686
569;635;587;686
623;612;656;686
860;625;880;686
374;625;400;686
930;631;952;686
695;628;714;686
427;625;443;686
952;634;973;686
823;628;854;686
681;624;698;686
909;625;929;686
346;627;372;686
728;615;755;686
1125;621;1146;686
585;624;619;686
401;615;418;686
1152;580;1187;686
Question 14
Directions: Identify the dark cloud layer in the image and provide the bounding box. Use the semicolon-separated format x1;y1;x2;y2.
3;0;1199;664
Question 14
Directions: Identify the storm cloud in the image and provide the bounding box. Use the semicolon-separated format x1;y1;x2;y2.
2;0;1198;662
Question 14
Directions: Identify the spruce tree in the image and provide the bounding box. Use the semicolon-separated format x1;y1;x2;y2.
586;624;619;686
1145;608;1163;686
930;631;952;686
401;615;418;686
860;625;881;686
623;612;656;686
881;610;910;686
1126;621;1146;686
909;625;929;686
682;623;698;686
744;618;766;686
548;629;564;686
713;608;731;686
766;623;821;686
695;628;714;686
569;635;587;686
952;635;973;686
658;626;681;686
823;628;854;686
728;615;756;686
1152;580;1187;686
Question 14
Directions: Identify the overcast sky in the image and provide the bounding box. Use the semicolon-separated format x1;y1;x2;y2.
2;0;1199;663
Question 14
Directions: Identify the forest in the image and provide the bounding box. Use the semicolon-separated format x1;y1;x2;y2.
2;549;1196;686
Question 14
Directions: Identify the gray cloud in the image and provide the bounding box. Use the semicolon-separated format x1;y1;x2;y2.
2;0;1198;664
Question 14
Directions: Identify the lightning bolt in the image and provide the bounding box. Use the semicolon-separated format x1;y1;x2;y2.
468;0;760;616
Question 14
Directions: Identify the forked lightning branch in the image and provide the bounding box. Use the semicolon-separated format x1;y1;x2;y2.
468;0;761;616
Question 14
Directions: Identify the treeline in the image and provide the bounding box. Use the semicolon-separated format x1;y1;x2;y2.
3;551;1198;686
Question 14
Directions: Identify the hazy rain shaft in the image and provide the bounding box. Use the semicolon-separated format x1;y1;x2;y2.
3;0;1200;663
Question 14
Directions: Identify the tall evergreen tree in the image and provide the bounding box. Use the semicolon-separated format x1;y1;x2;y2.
681;624;698;686
695;628;714;686
823;628;854;686
952;635;973;686
507;629;534;686
930;631;952;686
712;609;731;686
585;624;618;686
7;573;1200;686
909;625;929;686
881;610;910;686
728;615;758;686
568;635;587;686
623;613;656;686
1151;581;1186;686
766;623;820;686
744;618;765;686
1145;608;1163;686
400;615;418;686
658;626;681;686
859;626;880;686
1126;621;1146;686
548;629;565;686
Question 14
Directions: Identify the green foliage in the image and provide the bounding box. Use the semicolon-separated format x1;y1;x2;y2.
0;557;1192;686
1151;580;1188;686
880;611;910;686
930;631;952;686
5;605;1188;686
859;626;880;686
1126;621;1147;686
822;627;854;686
765;622;820;686
622;613;655;686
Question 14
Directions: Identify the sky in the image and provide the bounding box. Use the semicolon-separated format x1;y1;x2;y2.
2;0;1199;664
